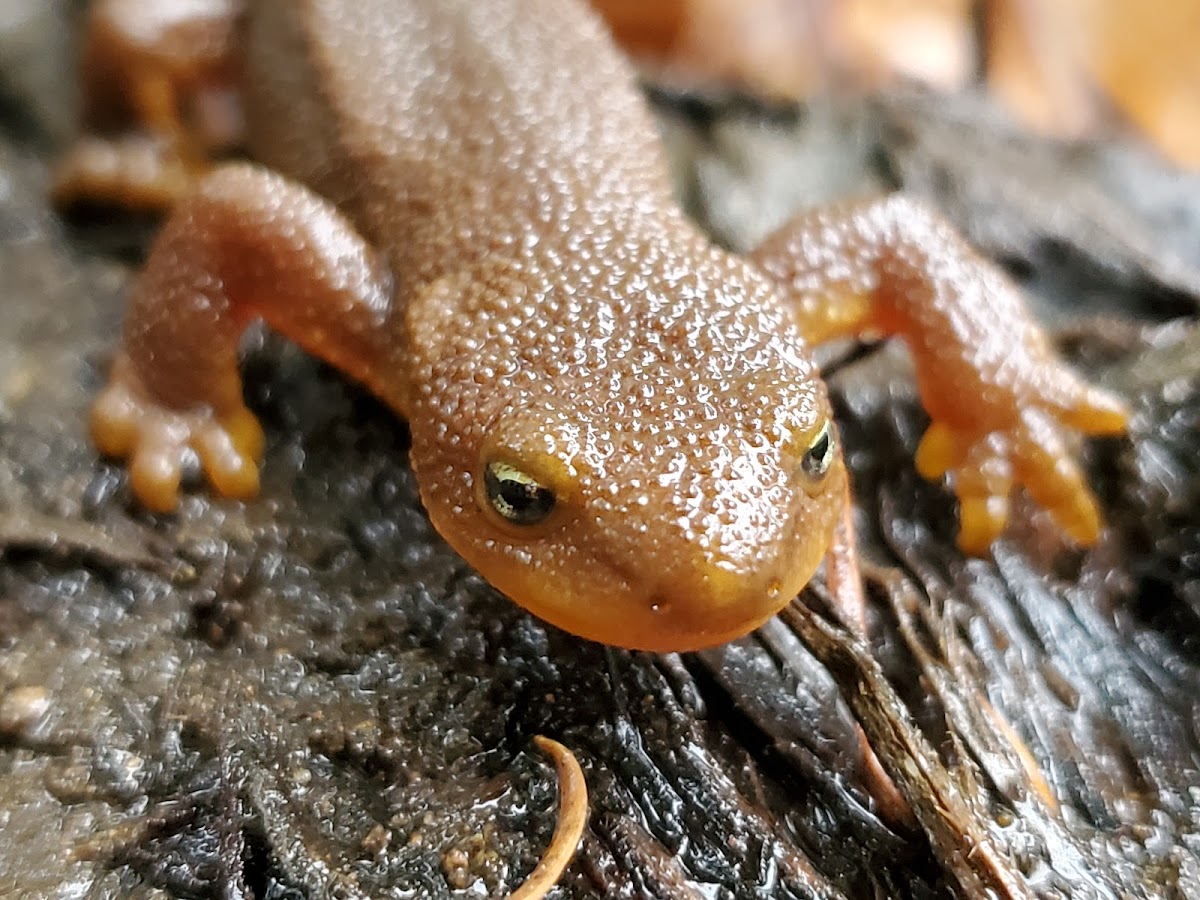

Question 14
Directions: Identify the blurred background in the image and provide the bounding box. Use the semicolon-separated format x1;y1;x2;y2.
592;0;1200;169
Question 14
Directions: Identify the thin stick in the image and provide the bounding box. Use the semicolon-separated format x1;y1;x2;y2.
507;736;588;900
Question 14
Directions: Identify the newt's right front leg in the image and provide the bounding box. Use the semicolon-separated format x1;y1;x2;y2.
750;196;1129;554
91;162;395;511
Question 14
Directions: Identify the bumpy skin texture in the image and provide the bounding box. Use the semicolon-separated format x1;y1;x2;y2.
84;0;1126;651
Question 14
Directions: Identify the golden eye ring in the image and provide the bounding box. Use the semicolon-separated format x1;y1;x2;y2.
483;460;557;525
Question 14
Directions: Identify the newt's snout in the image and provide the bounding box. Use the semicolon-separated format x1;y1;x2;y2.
634;555;808;651
616;471;844;650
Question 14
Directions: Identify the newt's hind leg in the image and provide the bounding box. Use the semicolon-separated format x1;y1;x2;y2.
91;163;395;511
751;194;1128;554
54;0;243;211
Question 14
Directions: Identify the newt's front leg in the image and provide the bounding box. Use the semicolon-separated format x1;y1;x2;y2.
751;195;1128;554
91;162;395;511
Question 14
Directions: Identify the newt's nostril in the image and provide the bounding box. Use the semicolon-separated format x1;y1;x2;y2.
647;594;673;616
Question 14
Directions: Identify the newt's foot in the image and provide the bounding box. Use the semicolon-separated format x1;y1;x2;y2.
915;382;1128;555
91;356;264;512
53;134;200;213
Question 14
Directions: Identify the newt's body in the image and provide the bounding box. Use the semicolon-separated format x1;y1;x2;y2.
72;0;1127;653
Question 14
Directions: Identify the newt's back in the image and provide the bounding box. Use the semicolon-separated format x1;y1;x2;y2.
242;0;671;287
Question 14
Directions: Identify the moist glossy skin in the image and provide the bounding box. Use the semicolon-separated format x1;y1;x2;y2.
80;0;1127;651
408;244;843;650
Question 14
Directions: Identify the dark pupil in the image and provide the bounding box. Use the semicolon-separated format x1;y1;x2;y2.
500;479;551;516
485;463;556;524
801;426;834;478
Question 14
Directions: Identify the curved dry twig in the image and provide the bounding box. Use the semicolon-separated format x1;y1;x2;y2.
507;736;588;900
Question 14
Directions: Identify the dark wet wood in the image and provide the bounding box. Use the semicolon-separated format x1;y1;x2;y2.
1;6;1198;897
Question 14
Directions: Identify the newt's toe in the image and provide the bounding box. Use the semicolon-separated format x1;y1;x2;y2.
950;433;1014;555
1052;380;1130;436
197;412;264;499
1013;408;1102;545
915;421;964;481
90;379;142;458
129;436;186;513
956;494;1009;555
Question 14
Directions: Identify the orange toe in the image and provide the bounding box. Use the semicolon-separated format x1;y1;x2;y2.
130;440;184;513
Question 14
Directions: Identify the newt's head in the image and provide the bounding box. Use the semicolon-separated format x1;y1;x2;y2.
406;252;846;651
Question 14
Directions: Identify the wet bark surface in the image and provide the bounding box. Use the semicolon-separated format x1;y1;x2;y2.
2;4;1199;898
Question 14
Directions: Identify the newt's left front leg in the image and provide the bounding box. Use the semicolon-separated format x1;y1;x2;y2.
751;195;1128;554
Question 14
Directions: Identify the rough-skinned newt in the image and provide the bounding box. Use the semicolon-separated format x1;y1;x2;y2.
64;0;1129;653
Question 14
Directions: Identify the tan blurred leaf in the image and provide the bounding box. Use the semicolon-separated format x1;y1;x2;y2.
591;0;1200;169
590;0;832;98
832;0;972;92
1088;0;1200;168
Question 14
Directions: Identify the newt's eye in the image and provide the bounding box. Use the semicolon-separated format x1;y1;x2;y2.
484;460;557;525
799;420;836;481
